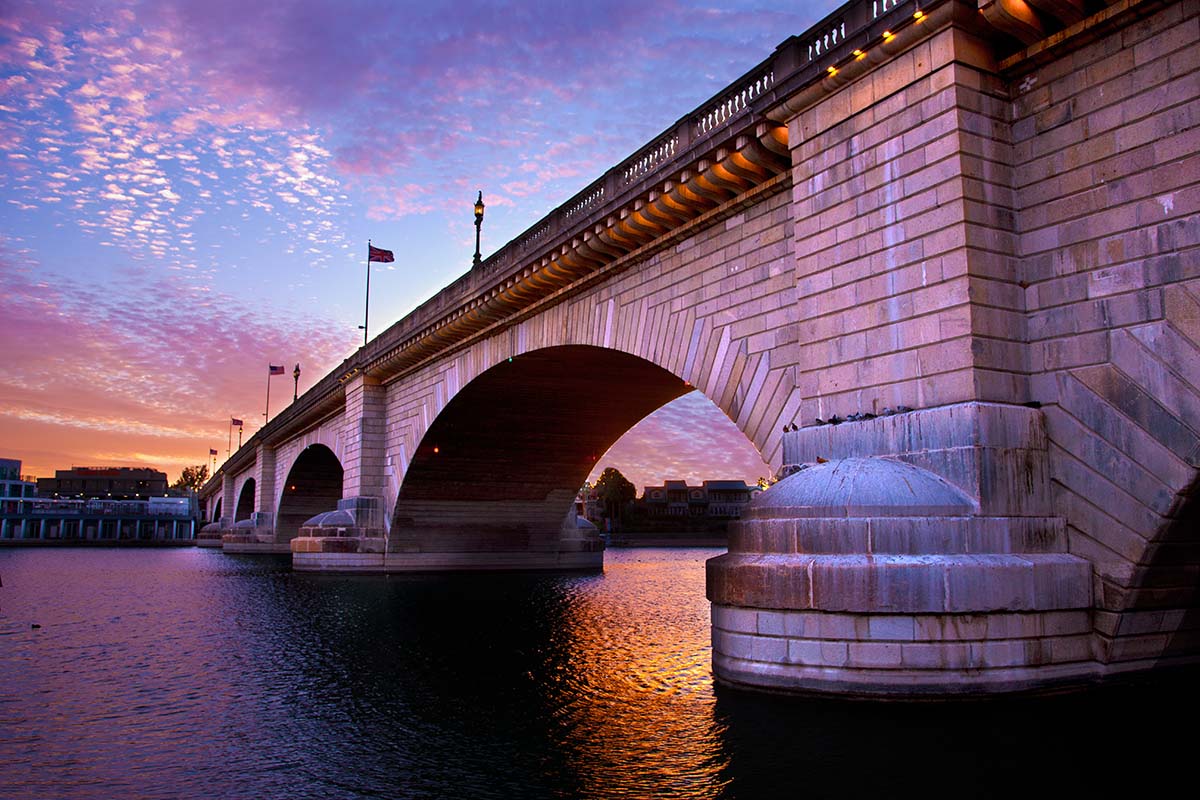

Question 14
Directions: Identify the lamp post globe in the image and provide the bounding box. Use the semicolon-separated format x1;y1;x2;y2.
293;363;301;402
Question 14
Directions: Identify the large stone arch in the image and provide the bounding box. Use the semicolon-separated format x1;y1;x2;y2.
211;496;223;523
276;444;345;543
372;184;799;522
234;478;256;522
390;345;701;555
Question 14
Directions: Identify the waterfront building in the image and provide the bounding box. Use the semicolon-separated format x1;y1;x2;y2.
37;466;168;499
2;462;194;542
0;458;37;514
639;480;755;519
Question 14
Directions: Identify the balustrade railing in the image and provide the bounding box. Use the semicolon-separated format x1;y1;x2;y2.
473;0;915;289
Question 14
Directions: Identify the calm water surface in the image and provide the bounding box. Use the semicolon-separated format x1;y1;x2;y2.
0;547;1193;799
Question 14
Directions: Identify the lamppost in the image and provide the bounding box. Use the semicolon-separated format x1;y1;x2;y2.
293;363;301;402
473;190;485;267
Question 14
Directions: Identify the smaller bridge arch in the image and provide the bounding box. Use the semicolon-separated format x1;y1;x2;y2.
210;497;223;523
277;444;344;543
235;478;256;522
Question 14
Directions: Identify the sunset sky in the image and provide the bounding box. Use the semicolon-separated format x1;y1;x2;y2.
0;0;840;491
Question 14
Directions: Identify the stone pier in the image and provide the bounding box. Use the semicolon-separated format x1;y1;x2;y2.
709;403;1096;696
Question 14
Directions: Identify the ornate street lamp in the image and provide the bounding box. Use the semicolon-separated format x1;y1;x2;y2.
473;190;485;267
293;363;301;402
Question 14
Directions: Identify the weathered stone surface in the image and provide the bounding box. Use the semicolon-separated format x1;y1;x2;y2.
748;457;976;519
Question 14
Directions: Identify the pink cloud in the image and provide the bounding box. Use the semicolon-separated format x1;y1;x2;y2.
589;391;770;493
0;246;359;479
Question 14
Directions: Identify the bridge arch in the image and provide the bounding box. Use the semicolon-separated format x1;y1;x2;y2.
277;444;344;543
211;496;223;523
235;478;256;522
391;344;755;553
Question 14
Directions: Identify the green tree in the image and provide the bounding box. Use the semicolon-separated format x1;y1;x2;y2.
172;464;209;492
594;467;635;530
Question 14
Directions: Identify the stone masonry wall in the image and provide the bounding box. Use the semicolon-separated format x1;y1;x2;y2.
1012;0;1200;665
789;25;1026;430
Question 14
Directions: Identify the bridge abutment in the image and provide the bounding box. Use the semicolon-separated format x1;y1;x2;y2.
708;0;1200;695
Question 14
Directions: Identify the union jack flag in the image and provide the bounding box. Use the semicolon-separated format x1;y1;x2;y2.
368;244;394;263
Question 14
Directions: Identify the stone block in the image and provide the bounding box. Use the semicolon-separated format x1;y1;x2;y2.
711;605;757;634
811;555;948;614
786;639;824;666
750;635;788;664
848;642;904;668
944;555;1036;612
1030;554;1093;610
868;517;971;555
794;518;869;554
970;639;1034;669
712;629;755;661
1106;633;1170;662
868;615;916;641
756;610;788;637
782;611;811;638
1049;634;1095;664
902;642;972;669
1041;610;1092;637
796;613;846;640
913;614;989;642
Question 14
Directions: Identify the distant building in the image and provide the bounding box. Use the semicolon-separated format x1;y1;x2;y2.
37;466;168;499
639;479;755;519
3;462;193;543
0;458;38;514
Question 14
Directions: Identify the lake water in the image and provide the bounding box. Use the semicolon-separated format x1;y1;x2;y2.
0;547;1192;799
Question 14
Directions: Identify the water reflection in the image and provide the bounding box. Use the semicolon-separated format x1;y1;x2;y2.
0;547;1194;799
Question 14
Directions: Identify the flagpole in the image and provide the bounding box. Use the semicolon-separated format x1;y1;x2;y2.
362;239;371;346
264;369;272;421
227;420;232;458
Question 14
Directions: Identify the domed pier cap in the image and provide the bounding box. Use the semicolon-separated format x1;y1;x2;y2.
752;457;976;519
302;509;356;529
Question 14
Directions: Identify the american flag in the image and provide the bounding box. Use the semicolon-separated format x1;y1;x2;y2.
209;448;218;456
231;417;244;427
269;364;286;375
368;244;394;263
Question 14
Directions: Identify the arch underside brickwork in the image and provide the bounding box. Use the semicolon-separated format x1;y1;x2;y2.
392;345;693;552
235;479;255;522
276;444;344;543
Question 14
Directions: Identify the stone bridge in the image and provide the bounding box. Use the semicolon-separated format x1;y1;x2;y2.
199;0;1199;695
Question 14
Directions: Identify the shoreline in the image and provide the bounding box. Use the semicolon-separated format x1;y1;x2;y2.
0;539;195;548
